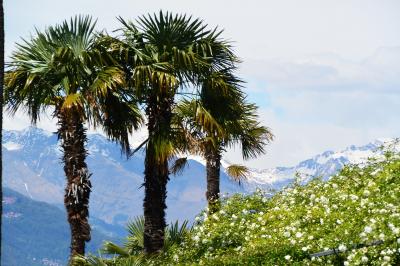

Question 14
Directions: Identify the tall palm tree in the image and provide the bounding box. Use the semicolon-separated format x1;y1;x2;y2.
174;69;273;213
116;11;238;253
0;0;4;256
4;16;142;261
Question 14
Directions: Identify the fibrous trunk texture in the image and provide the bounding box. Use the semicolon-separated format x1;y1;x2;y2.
143;93;172;254
205;148;221;214
57;109;91;262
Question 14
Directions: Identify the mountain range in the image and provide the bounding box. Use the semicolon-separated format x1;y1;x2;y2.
2;127;398;265
2;127;244;225
2;187;124;266
3;127;397;225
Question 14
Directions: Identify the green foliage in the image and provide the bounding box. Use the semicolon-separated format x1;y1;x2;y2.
83;149;400;265
114;11;240;162
75;217;192;265
225;164;250;184
4;15;142;154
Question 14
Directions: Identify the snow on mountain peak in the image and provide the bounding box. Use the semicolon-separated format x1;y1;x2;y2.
3;126;398;194
3;142;23;151
242;138;398;191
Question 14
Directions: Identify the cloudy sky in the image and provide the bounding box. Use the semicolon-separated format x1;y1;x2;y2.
5;0;400;168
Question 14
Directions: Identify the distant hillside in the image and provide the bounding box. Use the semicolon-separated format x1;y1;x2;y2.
3;127;244;225
1;187;123;266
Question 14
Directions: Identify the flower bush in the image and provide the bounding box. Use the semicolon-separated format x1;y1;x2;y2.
79;149;400;265
154;150;400;265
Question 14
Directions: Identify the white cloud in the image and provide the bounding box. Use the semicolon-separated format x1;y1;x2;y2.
240;46;400;93
6;0;400;60
5;1;400;169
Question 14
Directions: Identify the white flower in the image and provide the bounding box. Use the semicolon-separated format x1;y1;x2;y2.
173;254;179;262
361;256;368;262
336;219;342;225
350;194;359;201
262;197;268;203
284;255;291;261
390;226;400;235
283;231;291;237
364;226;373;233
193;235;200;242
383;256;391;262
295;232;303;238
301;246;309;252
338;244;347;252
343;261;349;266
212;214;219;220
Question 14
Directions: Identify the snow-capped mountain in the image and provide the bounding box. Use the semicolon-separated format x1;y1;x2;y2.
2;127;398;225
2;127;244;225
241;138;399;192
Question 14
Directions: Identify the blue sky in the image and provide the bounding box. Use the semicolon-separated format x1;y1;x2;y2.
5;0;400;168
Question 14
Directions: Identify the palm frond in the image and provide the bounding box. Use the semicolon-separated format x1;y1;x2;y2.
226;164;250;185
101;241;130;257
124;216;145;253
72;254;108;266
164;219;191;249
170;157;188;175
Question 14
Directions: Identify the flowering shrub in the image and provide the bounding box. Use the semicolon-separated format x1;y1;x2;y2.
80;150;400;265
154;151;400;265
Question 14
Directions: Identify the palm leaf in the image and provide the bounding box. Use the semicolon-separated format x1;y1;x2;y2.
226;164;250;185
170;157;188;175
165;219;191;249
101;241;130;257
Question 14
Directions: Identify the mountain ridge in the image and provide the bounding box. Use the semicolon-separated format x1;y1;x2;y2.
3;127;398;225
2;127;243;225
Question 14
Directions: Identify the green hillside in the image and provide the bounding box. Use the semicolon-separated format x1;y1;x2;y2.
1;188;120;266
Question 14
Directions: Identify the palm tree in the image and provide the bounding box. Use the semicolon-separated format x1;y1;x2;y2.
102;216;191;256
173;69;273;213
74;216;191;265
4;16;142;261
115;11;238;253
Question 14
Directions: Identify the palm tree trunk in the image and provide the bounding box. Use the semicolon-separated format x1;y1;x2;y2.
0;0;4;257
57;109;91;262
143;94;172;254
205;148;221;213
